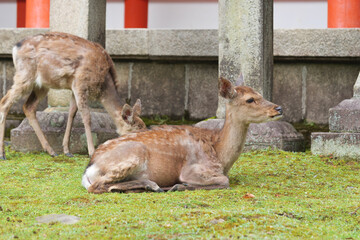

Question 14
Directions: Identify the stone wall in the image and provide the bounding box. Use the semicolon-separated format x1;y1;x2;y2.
0;28;359;125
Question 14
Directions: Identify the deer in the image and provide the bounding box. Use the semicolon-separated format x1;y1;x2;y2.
0;32;146;160
82;77;283;194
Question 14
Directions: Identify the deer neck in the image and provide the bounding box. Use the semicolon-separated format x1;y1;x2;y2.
215;109;249;175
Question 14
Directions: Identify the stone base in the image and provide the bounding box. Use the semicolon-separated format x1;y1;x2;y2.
311;132;360;158
10;111;118;155
329;98;360;132
195;119;305;152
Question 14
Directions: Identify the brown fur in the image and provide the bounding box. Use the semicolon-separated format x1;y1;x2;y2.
0;32;146;159
82;77;283;193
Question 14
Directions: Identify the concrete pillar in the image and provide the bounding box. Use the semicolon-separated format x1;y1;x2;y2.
48;0;106;108
208;0;304;152
217;0;273;118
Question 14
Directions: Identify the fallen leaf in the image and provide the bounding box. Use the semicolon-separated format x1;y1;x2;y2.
243;193;255;199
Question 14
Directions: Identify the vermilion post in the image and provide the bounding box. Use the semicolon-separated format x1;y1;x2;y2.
125;0;148;28
328;0;360;28
25;0;50;28
17;0;26;28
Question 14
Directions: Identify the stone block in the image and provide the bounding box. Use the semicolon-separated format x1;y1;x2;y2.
195;119;305;152
112;61;130;104
11;111;117;154
130;62;185;118
0;29;47;54
50;0;106;46
311;132;360;158
106;30;148;58
187;63;218;119
274;29;360;58
273;64;304;123
305;64;359;124
329;98;360;132
148;30;218;59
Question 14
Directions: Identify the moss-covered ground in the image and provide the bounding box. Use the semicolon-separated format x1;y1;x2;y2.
0;147;359;239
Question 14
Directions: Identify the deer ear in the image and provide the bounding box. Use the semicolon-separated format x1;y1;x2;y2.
132;99;142;116
121;104;133;123
219;77;238;99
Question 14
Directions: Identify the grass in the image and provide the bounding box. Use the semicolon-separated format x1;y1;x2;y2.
0;147;359;239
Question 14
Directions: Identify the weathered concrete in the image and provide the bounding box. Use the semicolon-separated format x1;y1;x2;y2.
311;132;360;158
11;111;117;154
217;0;273;118
273;63;359;124
195;119;305;152
50;0;106;47
274;29;360;58
311;72;360;158
329;98;360;132
187;63;218;119
131;62;186;118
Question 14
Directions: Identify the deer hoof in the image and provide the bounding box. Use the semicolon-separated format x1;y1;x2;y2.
65;153;74;158
0;155;6;160
51;153;59;157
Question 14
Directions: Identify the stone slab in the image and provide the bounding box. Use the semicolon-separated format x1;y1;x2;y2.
195;119;305;152
329;98;360;132
106;30;148;58
148;30;218;59
130;62;185;118
274;29;360;58
11;111;117;154
187;63;218;119
36;214;80;225
311;132;360;158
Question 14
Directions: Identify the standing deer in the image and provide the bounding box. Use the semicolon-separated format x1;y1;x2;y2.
82;77;283;193
0;32;146;159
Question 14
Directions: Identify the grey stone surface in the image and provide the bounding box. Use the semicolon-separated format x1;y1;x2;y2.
305;64;359;124
217;0;273;118
187;63;218;119
311;132;360;158
273;63;359;124
148;30;218;59
112;61;130;103
329;98;360;132
272;64;304;123
353;72;360;98
50;0;106;47
195;119;305;152
0;29;47;54
274;29;360;58
36;214;80;224
131;62;185;118
107;30;148;58
11;111;117;154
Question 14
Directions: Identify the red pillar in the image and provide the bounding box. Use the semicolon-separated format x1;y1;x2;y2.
125;0;148;28
328;0;360;28
25;0;50;28
17;0;26;28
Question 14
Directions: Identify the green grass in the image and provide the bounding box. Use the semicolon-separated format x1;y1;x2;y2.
0;148;359;239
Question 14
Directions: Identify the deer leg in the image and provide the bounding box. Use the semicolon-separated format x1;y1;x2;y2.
62;94;77;157
23;88;57;157
169;163;230;192
0;74;33;159
107;180;164;193
73;90;94;157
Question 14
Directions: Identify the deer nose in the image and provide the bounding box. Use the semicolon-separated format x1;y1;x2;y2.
275;106;283;115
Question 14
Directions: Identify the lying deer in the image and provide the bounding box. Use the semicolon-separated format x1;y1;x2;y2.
0;32;146;159
82;77;283;193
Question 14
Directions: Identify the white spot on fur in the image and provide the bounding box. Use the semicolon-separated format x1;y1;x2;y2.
0;112;4;124
35;75;42;88
12;46;18;69
82;164;100;189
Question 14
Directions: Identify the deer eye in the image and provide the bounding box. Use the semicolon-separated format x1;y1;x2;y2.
246;98;255;104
